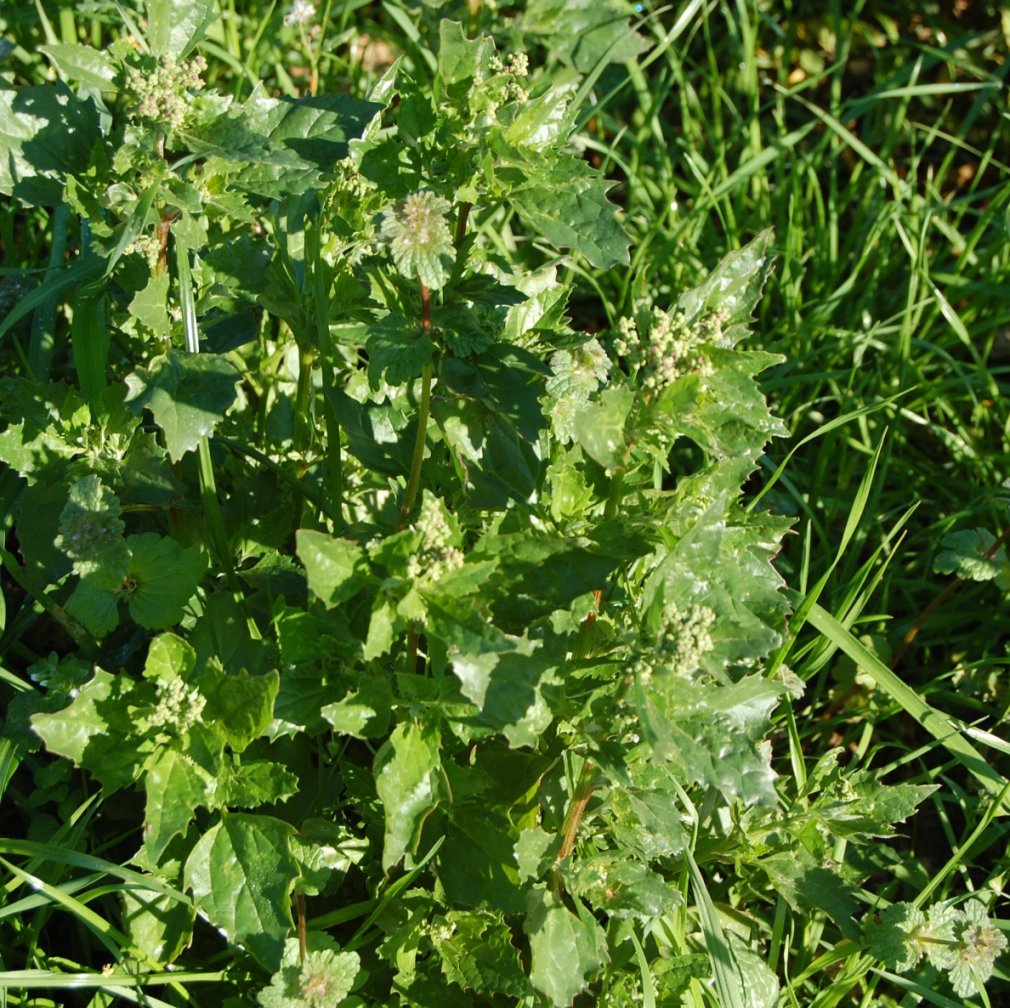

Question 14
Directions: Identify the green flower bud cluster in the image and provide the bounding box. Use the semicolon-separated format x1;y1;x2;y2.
124;233;162;270
868;898;1008;997
633;604;716;684
615;307;729;393
147;677;206;735
56;476;129;578
124;54;207;130
407;494;464;584
487;51;530;103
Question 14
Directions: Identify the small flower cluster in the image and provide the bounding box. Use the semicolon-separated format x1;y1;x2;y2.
486;51;533;104
147;677;206;736
633;604;717;684
615;307;729;394
124;233;162;270
869;898;1008;997
381;191;455;290
283;0;316;26
407;494;464;584
56;476;128;577
124;54;207;130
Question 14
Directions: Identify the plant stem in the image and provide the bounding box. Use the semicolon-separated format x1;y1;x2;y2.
308;221;344;530
294;343;317;453
297;892;307;963
397;365;432;531
454;202;472;246
396;281;433;530
558;762;597;861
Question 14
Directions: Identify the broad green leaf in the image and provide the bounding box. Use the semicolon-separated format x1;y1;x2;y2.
145;0;215;58
184;812;297;970
122;885;196;964
125;350;241;460
522;0;649;71
0;420;77;482
514;827;558;883
524;888;608;1007
448;634;555;748
321;678;393;739
363;595;398;661
431;910;529;997
677;229;776;334
30;671;146;790
365;315;433;388
438;802;525;912
203;668;280;752
374;722;445;870
758;854;859;938
437;20;495;85
468;533;624;630
39;44;118;91
297;530;370;607
290;819;367;897
185;89;382;199
511;172;629;269
143;747;212;862
503;84;576;151
218;759;299;808
129;272;172;338
573;386;634;469
432;397;541;508
563;855;681;920
327;386;414;477
0;83;100;206
125;533;207;630
65;575;121;637
143;632;197;682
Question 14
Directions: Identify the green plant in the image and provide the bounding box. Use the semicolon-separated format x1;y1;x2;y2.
1;2;1008;1007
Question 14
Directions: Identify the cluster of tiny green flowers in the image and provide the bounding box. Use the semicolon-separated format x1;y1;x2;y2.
56;476;128;576
615;308;729;393
869;899;1008;997
124;54;207;130
406;496;464;584
632;604;717;683
124;233;162;270
57;512;124;559
380;191;455;289
147;677;206;735
491;52;530;102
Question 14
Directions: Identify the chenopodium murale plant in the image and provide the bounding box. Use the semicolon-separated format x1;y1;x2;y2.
867;898;1008;997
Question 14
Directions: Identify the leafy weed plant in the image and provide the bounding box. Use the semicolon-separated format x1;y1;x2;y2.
1;2;1010;1007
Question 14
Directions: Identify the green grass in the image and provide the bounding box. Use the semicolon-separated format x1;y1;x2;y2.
3;0;1010;1004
